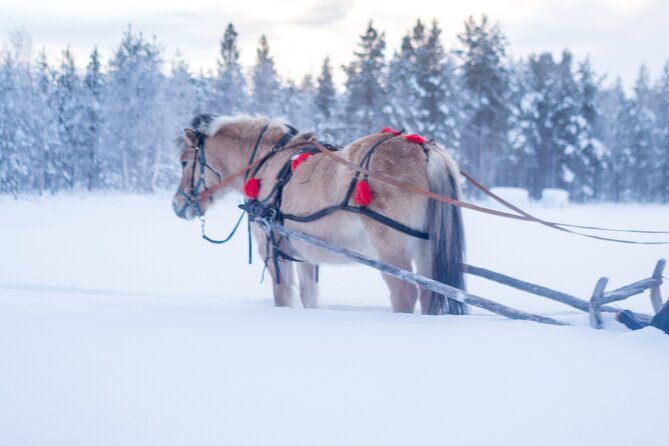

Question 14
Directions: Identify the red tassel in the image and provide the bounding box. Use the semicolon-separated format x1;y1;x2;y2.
354;180;372;207
291;153;311;172
243;178;260;200
404;134;426;144
380;127;400;136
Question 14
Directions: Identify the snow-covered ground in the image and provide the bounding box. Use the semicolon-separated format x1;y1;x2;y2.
1;193;668;446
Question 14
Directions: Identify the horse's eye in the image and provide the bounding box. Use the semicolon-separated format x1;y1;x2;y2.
181;160;188;168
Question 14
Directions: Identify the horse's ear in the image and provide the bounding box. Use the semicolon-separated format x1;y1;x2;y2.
184;128;198;147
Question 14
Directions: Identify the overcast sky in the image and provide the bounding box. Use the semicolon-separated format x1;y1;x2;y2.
1;0;668;88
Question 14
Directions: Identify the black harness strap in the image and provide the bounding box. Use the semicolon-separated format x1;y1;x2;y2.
242;133;431;284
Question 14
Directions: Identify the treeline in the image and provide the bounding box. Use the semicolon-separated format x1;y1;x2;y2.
1;17;668;201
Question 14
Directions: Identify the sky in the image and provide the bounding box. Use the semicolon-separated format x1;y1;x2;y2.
1;0;668;88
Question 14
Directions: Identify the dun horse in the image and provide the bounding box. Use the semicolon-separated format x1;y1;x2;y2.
172;115;466;315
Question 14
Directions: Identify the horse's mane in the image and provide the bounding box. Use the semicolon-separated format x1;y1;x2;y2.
206;114;289;138
176;113;290;156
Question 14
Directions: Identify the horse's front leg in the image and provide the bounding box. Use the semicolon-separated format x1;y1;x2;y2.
253;227;296;307
268;259;296;307
297;263;319;309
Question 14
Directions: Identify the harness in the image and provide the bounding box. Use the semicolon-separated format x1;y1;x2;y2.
183;123;431;285
238;130;429;284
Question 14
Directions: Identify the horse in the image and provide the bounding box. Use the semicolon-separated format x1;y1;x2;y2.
171;114;467;315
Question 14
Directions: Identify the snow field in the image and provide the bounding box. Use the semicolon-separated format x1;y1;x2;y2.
1;194;668;446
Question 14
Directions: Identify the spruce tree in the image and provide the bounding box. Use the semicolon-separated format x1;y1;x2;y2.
81;47;105;191
54;47;84;189
251;35;280;116
213;23;246;114
598;79;634;201
567;59;606;201
343;21;389;135
654;62;669;202
387;32;419;132
457;15;511;187
315;57;337;128
103;26;164;191
628;65;657;201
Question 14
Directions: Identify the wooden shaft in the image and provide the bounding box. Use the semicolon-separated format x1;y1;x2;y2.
465;264;619;313
263;220;567;326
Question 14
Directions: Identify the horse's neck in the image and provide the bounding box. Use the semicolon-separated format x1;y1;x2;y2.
216;125;285;176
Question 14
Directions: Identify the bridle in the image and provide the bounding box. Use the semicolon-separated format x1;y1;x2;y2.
174;131;223;218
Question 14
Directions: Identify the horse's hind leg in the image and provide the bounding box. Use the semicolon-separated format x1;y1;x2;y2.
414;240;434;315
297;263;319;309
371;232;418;313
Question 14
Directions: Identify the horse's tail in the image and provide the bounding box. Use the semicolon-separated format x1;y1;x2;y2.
425;146;467;315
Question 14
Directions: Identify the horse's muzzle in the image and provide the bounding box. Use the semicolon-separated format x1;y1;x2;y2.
172;196;201;220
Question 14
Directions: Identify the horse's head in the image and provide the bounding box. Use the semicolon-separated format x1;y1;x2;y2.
172;127;221;220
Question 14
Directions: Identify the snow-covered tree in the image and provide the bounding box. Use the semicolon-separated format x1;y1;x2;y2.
343;21;389;135
212;23;246;114
251;35;280;116
53;48;86;189
457;15;512;186
598;79;635;201
566;59;606;201
314;57;338;133
101;26;165;191
80;47;105;191
627;66;658;201
387;28;421;132
651;62;669;202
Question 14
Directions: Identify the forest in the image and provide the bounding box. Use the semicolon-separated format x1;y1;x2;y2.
1;16;668;202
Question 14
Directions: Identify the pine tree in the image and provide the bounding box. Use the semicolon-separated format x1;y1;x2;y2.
415;20;460;148
251;35;280;116
212;23;246;114
54;47;85;189
81;47;105;191
567;59;606;201
102;26;164;191
314;57;337;131
32;48;62;194
654;62;669;202
516;51;582;199
457;15;511;187
387;31;419;132
343;21;389;135
598;79;634;201
627;65;657;201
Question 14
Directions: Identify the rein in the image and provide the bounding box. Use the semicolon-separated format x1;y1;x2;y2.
307;138;669;246
179;127;669;247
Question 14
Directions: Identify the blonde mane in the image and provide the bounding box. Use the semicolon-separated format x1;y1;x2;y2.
206;114;289;139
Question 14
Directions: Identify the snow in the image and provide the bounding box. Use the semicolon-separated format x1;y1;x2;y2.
541;188;570;207
1;193;669;446
487;187;529;208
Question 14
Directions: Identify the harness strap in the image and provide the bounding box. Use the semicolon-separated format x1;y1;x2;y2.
244;124;269;181
243;134;431;284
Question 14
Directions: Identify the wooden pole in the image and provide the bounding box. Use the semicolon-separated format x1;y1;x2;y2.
649;259;666;313
465;265;619;313
589;277;610;329
261;220;567;326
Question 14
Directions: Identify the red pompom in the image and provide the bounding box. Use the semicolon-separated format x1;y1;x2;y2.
380;127;401;136
243;178;260;200
354;180;373;207
291;152;311;172
404;134;426;144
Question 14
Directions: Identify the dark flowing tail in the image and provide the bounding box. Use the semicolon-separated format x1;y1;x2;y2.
425;147;467;315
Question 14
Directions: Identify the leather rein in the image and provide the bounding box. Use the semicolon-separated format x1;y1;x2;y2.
184;130;669;246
